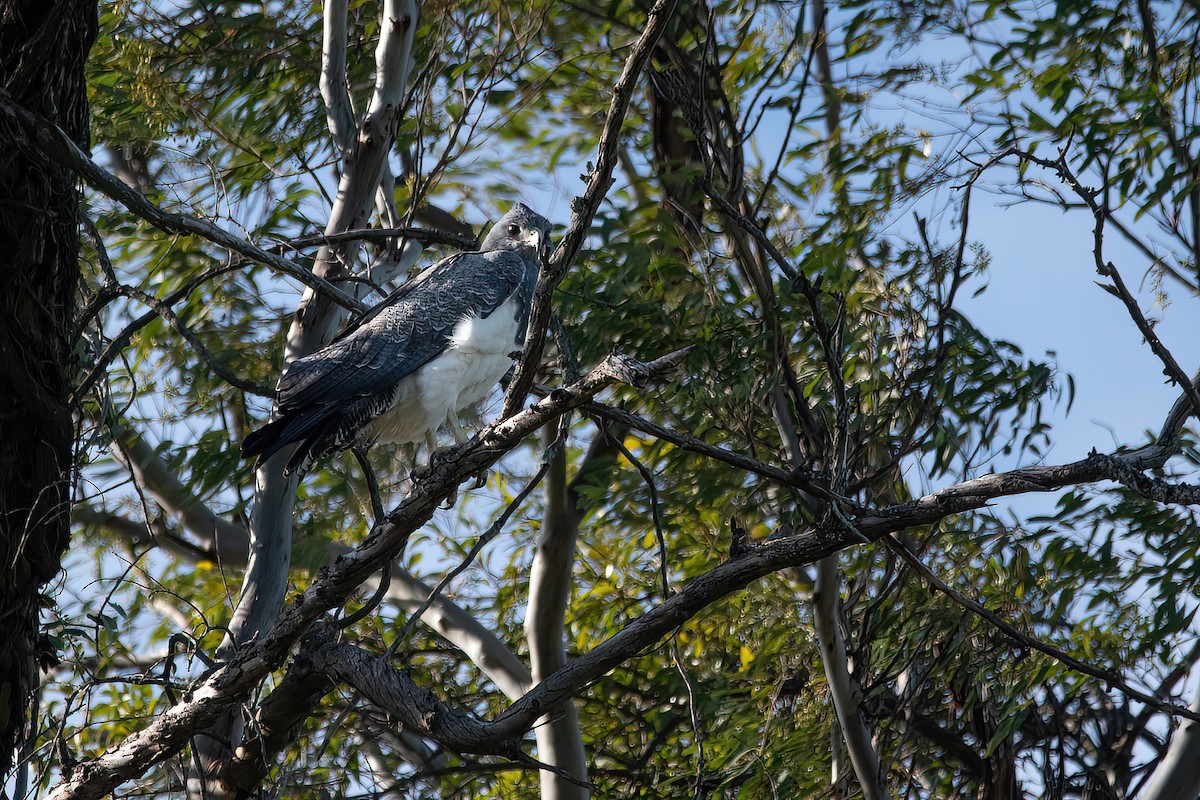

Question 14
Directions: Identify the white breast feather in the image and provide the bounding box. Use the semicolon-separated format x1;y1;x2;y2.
366;295;522;447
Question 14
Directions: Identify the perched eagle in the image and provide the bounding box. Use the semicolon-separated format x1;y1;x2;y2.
243;203;551;476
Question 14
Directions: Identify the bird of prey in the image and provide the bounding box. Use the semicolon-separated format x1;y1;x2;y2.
242;203;551;476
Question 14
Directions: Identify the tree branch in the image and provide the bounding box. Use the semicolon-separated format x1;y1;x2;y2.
199;1;424;793
307;452;1200;758
62;390;1200;799
0;96;364;314
99;417;534;700
319;0;355;155
500;0;678;418
286;225;476;253
47;349;690;800
992;147;1200;422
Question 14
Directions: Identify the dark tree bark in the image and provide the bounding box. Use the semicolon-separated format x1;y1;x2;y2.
0;0;96;781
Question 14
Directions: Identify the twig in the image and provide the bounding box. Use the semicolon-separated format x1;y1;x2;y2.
354;449;386;525
500;0;679;418
339;561;393;631
998;148;1200;420
0;96;364;313
73;283;275;403
574;397;844;503
880;532;1200;726
386;429;564;656
611;436;670;599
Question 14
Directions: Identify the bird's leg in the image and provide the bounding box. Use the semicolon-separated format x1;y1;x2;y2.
424;424;471;509
408;436;436;484
354;447;385;526
412;431;459;508
448;412;487;488
385;445;413;498
446;410;469;444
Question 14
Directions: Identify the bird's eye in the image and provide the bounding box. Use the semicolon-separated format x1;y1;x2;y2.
507;223;521;236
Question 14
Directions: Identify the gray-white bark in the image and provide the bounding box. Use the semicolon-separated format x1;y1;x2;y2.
1139;671;1200;800
193;0;422;794
381;568;532;699
773;385;888;800
525;427;589;799
322;0;404;245
813;558;886;800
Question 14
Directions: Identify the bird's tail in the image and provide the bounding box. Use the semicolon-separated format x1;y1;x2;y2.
241;416;294;466
242;407;343;476
241;414;316;473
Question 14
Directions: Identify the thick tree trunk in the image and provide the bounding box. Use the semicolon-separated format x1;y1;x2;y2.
0;0;96;781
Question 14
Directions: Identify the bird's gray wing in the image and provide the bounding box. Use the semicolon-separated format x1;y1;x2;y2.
275;250;531;412
327;248;470;346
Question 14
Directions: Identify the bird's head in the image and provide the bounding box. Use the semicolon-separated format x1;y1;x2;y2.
480;203;552;262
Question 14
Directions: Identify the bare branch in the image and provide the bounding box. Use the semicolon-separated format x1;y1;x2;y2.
219;629;337;797
0;97;364;313
501;0;678;418
47;349;690;800
320;0;407;240
298;455;1200;760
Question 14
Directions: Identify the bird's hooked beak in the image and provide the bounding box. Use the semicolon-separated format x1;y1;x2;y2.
523;227;549;260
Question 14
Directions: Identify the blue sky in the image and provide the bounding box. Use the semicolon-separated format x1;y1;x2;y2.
962;196;1199;458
